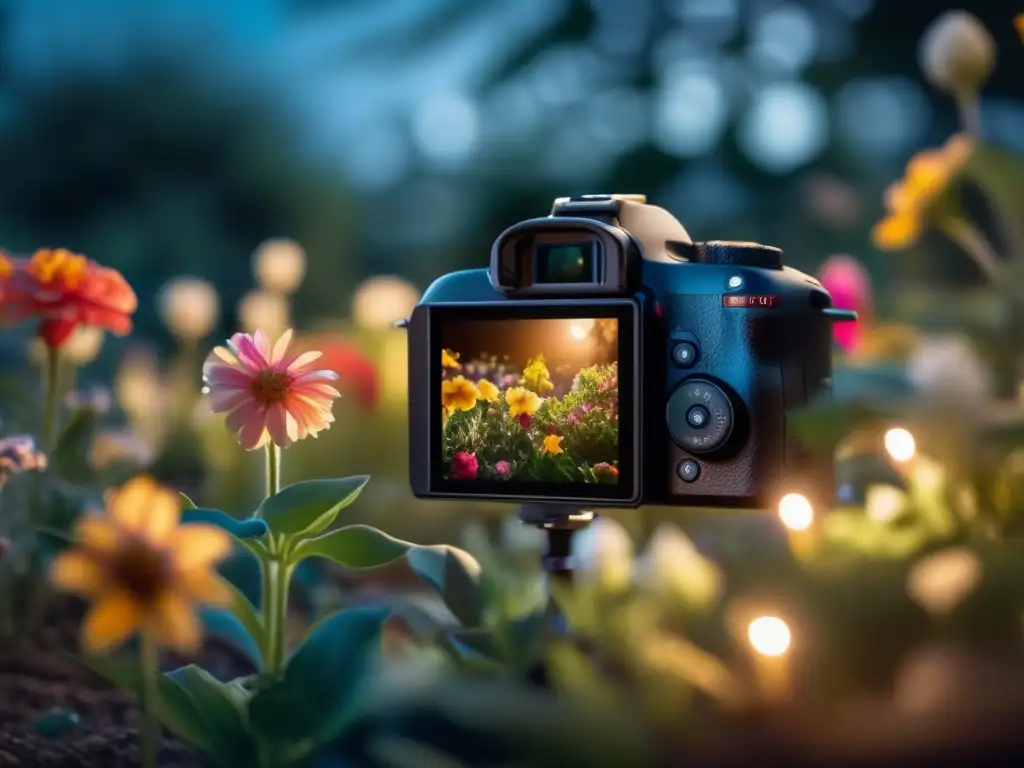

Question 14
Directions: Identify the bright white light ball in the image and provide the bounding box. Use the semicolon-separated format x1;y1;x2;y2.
748;616;792;657
884;428;917;463
778;493;813;531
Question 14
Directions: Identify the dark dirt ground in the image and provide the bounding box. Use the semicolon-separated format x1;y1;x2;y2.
0;597;255;768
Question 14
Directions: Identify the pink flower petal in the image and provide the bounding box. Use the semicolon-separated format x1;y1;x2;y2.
293;368;340;383
225;401;264;433
234;334;268;371
265;402;294;447
252;330;273;362
270;329;294;365
238;419;269;451
208;388;252;413
291;381;341;399
287;351;324;373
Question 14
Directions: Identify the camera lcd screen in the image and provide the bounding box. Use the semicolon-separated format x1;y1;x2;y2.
533;242;599;284
430;302;636;501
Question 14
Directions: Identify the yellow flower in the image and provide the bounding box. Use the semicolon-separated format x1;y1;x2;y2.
542;434;564;455
49;476;233;655
1015;14;1024;43
441;375;478;412
520;355;554;395
872;134;973;251
476;379;499;403
505;386;542;417
441;349;461;369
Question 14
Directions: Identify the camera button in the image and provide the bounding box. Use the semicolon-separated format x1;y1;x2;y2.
686;405;710;428
677;459;701;483
672;341;698;367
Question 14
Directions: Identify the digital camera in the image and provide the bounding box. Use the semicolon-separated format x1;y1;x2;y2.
402;194;855;511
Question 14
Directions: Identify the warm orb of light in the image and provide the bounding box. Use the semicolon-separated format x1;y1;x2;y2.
884;427;917;463
747;616;792;657
778;493;813;531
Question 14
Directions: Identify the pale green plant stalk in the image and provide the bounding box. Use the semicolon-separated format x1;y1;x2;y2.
937;216;1001;284
139;631;160;768
260;441;292;677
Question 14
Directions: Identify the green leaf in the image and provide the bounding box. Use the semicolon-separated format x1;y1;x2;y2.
179;491;198;509
290;524;414;568
180;508;268;539
405;546;485;627
165;665;255;764
199;586;264;671
256;476;370;538
78;656;228;765
248;606;389;746
50;407;99;484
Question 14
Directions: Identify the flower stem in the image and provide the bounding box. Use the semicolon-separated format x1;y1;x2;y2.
956;91;982;139
41;344;61;452
261;441;288;677
938;216;1002;284
139;632;160;768
261;557;292;678
265;443;281;499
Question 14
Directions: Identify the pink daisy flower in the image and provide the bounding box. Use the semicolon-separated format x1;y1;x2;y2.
202;329;341;450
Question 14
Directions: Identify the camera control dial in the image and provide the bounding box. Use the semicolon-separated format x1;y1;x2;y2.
666;379;734;454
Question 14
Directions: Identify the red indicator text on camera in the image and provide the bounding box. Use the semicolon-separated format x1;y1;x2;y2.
722;294;780;308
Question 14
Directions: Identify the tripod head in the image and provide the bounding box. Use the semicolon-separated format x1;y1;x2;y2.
516;503;596;581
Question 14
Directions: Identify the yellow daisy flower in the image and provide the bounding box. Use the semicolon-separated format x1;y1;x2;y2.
49;476;234;655
505;386;542;418
542;434;564;455
441;375;478;412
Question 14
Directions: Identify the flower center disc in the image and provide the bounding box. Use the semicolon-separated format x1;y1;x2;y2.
251;370;289;403
112;539;171;602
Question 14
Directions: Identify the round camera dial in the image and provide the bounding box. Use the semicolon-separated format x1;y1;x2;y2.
665;379;734;454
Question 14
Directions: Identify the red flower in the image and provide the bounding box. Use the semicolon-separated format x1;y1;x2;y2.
450;451;478;480
0;249;137;348
818;255;871;352
294;333;379;410
518;413;532;430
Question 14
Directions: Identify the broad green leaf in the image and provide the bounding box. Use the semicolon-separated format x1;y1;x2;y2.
199;591;263;671
290;524;414;568
181;508;268;539
78;656;223;763
50;408;99;484
179;491;198;509
405;546;485;628
248;606;390;745
165;665;255;764
256;475;371;538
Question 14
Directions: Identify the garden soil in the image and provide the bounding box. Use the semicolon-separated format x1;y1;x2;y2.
0;597;254;767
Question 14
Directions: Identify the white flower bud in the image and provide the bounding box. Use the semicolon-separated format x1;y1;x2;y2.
570;517;633;592
352;275;421;331
907;334;990;401
918;11;995;96
238;290;290;340
635;524;721;611
59;325;105;365
906;546;981;616
159;277;220;341
253;239;306;295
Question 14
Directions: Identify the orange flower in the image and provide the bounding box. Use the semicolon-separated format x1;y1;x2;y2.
872;135;973;251
203;329;341;450
1015;14;1024;42
0;249;137;347
49;476;233;654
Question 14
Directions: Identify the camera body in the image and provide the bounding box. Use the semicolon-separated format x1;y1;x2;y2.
404;195;854;511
